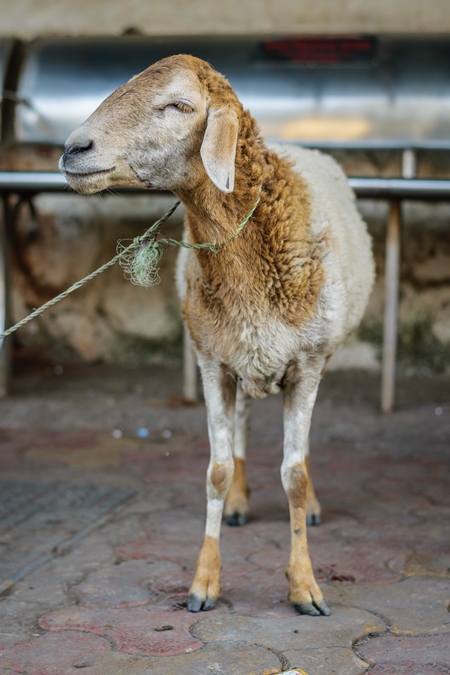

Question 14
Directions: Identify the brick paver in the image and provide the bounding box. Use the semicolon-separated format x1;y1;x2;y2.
40;605;206;656
359;633;450;669
0;367;449;674
0;632;111;675
369;666;450;674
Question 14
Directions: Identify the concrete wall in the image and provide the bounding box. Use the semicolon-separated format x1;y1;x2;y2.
8;191;184;365
2;0;450;38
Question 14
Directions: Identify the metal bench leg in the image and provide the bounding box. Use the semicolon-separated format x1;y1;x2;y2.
0;196;12;398
183;324;198;402
381;200;401;413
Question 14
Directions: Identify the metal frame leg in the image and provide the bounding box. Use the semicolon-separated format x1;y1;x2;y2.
381;200;401;413
183;324;198;402
0;196;12;397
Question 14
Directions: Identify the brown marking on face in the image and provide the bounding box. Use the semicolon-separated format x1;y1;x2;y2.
210;462;232;495
189;534;222;601
62;54;242;194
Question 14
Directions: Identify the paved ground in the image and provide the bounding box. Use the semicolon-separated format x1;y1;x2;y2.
0;362;449;675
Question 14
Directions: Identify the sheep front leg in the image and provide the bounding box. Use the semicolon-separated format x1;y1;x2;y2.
305;442;321;526
281;358;330;616
224;381;251;526
188;361;236;612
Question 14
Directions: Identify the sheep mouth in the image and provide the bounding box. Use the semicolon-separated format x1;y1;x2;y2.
64;167;115;179
63;166;117;195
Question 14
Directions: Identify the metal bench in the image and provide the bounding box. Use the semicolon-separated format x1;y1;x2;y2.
1;36;450;409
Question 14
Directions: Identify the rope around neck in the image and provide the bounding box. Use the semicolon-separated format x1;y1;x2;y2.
0;189;261;340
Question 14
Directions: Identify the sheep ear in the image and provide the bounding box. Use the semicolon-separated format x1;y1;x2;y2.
200;107;238;193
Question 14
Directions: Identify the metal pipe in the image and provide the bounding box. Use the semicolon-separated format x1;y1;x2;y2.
381;201;401;414
2;172;450;201
183;325;198;403
402;150;417;180
0;172;68;191
0;196;11;397
348;177;450;200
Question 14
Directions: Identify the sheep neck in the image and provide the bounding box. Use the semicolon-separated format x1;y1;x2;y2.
176;110;296;246
178;110;315;254
176;110;327;330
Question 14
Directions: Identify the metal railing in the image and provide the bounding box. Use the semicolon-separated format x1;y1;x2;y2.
1;172;450;198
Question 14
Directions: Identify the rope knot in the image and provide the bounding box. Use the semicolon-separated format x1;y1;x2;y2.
117;238;164;288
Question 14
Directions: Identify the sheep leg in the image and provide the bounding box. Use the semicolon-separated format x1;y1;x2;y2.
224;381;251;526
305;444;321;526
188;361;236;612
281;358;330;616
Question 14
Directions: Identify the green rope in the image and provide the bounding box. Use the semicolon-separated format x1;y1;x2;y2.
0;188;261;340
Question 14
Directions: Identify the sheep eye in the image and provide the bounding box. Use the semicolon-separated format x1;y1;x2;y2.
167;101;194;113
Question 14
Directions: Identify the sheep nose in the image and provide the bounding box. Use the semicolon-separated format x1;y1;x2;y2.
65;139;94;156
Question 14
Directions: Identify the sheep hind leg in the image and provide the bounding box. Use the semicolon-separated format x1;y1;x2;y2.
224;382;251;527
188;362;236;612
305;445;321;526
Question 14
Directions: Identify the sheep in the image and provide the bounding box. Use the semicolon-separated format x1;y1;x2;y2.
59;54;375;617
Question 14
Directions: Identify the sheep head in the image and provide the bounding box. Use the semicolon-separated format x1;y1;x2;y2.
59;55;240;195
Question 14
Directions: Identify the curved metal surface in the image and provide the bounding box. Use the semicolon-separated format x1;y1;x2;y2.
14;37;450;149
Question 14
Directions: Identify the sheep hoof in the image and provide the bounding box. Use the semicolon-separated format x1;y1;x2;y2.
306;513;321;526
225;511;247;527
187;594;203;612
202;596;218;611
187;593;217;612
294;599;330;616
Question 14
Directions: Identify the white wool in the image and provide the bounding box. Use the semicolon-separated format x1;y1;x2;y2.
270;143;375;350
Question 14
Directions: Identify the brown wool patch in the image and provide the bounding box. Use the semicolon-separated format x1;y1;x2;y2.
224;457;250;516
287;462;308;509
163;57;328;367
210;462;232;495
181;121;326;351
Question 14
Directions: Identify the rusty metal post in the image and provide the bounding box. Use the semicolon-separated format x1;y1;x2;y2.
183;324;198;402
381;200;401;413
